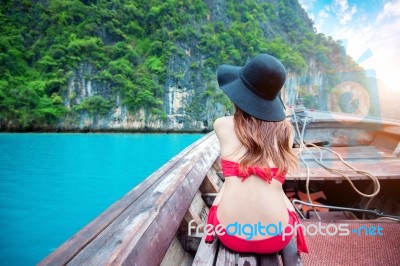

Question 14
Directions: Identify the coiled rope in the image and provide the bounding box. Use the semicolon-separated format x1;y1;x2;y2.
290;107;381;220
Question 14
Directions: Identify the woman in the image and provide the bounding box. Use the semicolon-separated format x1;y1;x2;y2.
205;54;308;254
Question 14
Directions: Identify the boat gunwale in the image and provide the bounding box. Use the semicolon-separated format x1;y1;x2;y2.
39;132;218;265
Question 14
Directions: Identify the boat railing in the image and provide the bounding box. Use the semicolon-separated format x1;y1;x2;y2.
39;132;220;266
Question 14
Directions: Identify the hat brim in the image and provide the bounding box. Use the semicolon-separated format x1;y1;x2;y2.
217;64;286;122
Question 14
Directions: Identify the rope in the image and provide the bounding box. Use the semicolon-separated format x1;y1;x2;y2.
290;107;381;220
292;109;321;220
375;217;400;222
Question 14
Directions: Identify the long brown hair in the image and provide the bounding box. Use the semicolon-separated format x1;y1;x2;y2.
233;105;298;175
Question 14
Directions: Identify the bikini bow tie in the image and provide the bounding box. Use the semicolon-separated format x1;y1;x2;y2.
237;166;274;183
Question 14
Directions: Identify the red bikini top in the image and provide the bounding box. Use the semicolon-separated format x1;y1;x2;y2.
220;159;286;184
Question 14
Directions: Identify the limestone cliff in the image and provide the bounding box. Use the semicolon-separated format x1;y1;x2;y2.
0;0;373;132
57;0;363;132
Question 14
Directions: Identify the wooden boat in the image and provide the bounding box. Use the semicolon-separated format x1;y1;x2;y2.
39;110;400;266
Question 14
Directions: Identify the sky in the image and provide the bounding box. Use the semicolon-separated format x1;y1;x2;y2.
298;0;400;92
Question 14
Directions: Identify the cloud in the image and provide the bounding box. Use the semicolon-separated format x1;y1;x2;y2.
330;0;400;91
331;0;357;25
314;9;329;30
298;0;316;12
311;0;358;33
366;12;400;91
377;0;400;21
298;0;316;20
301;0;400;91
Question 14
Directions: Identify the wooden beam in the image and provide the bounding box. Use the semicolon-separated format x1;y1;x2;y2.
281;238;303;266
200;167;223;193
160;236;193;266
202;193;218;207
381;125;400;136
179;191;209;234
238;253;258;266
212;157;222;172
177;233;202;252
114;136;220;266
216;172;225;181
294;146;396;160
259;253;280;266
39;132;219;266
192;236;219;266
371;134;399;153
288;157;400;180
215;245;236;266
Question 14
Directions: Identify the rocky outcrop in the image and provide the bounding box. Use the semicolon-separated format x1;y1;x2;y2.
59;59;330;132
52;0;356;132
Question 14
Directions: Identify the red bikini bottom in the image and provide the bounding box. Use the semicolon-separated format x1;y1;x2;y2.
204;205;308;254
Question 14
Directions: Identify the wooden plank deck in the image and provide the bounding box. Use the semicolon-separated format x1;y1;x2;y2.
288;146;400;181
304;110;400;126
294;146;395;160
288;159;400;180
193;237;301;266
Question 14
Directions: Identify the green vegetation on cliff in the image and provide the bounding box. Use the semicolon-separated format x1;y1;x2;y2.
0;0;362;130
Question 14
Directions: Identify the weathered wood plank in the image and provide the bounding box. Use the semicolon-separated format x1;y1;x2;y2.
297;126;374;147
177;234;202;252
208;167;224;190
381;125;400;136
192;236;219;266
212;157;222;172
84;135;219;266
215;245;236;266
200;167;223;193
303;110;400;127
371;134;399;152
39;133;217;266
178;190;209;252
160;236;193;266
259;253;280;266
281;238;303;266
216;172;225;181
294;146;395;160
201;193;218;207
295;112;400;148
42;133;218;266
179;191;209;234
238;253;258;266
292;110;400;147
120;177;203;266
287;157;400;180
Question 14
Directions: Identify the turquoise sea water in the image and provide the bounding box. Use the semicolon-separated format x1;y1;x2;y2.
0;133;203;265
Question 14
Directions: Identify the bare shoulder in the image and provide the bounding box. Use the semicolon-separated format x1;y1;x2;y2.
213;116;233;132
213;116;243;159
213;116;234;145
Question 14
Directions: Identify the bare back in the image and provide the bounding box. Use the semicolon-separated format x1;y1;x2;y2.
213;116;294;240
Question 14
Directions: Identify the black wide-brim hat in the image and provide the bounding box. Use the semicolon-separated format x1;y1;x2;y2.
217;54;287;121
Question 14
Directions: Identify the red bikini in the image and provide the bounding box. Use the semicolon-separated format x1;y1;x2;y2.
204;159;308;254
220;158;286;184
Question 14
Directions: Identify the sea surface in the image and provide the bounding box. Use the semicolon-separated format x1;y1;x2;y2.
0;133;203;265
